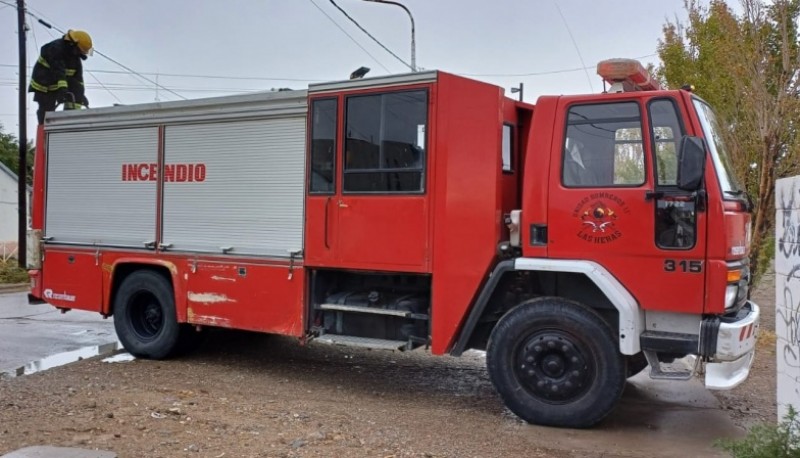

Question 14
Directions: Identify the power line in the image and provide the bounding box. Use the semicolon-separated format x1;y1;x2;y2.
307;0;391;73
21;7;187;100
328;0;413;72
553;1;594;92
0;79;263;93
0;63;326;83
460;54;659;78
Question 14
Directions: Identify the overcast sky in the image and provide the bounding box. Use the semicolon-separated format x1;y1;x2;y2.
0;0;694;141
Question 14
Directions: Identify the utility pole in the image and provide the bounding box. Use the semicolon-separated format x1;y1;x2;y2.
17;0;27;269
364;0;416;72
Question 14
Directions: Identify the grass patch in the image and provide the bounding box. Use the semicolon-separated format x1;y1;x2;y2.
718;406;800;457
0;259;28;284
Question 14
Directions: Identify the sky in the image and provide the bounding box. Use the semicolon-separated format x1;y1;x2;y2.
0;0;695;142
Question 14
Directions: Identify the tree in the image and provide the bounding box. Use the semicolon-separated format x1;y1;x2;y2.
657;0;800;282
0;124;34;184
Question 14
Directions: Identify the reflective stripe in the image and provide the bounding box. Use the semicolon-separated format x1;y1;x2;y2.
37;56;50;68
66;69;76;76
47;81;68;91
30;80;48;92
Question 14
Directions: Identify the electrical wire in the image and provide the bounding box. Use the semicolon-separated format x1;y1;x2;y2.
0;64;325;83
21;7;187;100
328;0;413;72
553;1;594;92
460;54;659;78
307;0;391;73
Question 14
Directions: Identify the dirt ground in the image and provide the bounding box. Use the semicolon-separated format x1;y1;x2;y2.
0;332;586;458
0;269;778;458
711;267;777;428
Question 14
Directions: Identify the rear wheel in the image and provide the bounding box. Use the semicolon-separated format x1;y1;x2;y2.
486;297;626;428
113;270;181;359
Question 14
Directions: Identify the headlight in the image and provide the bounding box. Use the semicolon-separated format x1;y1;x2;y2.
725;284;739;309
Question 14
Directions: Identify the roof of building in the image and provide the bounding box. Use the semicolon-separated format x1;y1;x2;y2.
0;161;32;192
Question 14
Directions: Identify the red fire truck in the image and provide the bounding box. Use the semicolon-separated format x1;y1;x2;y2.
27;59;759;427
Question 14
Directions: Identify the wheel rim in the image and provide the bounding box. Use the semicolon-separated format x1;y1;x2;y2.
127;291;164;341
514;330;595;404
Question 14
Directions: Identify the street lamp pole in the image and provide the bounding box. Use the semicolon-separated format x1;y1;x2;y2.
17;0;27;269
363;0;416;72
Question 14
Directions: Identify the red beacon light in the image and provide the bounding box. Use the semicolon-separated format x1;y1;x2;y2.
596;58;661;92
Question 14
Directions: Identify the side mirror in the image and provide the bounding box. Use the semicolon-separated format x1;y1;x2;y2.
677;136;706;191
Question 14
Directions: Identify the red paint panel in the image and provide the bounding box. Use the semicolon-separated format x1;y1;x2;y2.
41;249;103;312
31;125;46;230
305;196;336;267
430;73;507;354
185;260;305;337
336;196;428;271
521;96;559;259
544;94;707;314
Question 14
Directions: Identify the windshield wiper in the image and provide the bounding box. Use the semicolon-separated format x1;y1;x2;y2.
724;190;745;196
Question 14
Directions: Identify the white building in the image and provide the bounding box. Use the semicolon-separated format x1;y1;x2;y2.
0;161;30;259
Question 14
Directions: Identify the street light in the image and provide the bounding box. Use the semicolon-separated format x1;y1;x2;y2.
363;0;416;72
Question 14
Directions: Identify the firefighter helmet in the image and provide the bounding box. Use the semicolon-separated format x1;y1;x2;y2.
64;30;93;56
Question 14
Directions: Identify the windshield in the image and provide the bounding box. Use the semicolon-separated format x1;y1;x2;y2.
692;99;744;196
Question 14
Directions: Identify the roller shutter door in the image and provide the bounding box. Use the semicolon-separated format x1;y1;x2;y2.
45;128;158;246
161;118;306;257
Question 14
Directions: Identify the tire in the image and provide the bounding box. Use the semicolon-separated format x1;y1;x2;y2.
113;270;181;359
626;352;649;378
486;297;626;428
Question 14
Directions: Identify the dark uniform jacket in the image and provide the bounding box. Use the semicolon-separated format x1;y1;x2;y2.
28;38;88;107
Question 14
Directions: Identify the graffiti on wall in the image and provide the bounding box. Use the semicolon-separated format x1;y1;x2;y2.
777;181;800;414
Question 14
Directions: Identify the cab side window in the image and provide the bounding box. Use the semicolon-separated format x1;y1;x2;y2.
309;98;337;194
649;99;695;249
562;102;645;187
343;90;428;193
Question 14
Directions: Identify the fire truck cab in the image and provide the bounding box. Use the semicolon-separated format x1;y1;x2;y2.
28;59;759;428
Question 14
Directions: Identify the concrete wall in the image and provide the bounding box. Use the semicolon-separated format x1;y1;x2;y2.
0;166;19;244
776;176;800;420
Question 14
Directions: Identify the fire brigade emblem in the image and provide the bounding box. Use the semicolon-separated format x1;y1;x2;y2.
572;193;630;244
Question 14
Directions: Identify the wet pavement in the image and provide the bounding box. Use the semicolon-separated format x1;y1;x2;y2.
0;292;118;376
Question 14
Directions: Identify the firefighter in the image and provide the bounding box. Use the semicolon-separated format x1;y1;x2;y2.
29;29;93;124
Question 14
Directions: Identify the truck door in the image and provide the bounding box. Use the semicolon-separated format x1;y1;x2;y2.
305;89;431;272
547;98;708;313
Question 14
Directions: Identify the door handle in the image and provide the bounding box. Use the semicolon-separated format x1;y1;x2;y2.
645;190;663;200
338;200;349;208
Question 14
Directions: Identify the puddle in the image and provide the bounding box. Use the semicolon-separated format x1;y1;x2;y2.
1;341;123;379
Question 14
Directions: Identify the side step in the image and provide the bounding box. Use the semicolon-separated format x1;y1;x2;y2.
314;334;410;351
643;350;699;380
318;303;428;320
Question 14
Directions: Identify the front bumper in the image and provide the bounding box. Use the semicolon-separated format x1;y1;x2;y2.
705;301;760;390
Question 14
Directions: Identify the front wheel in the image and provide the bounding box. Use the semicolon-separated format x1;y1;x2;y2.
113;270;181;359
486;297;626;428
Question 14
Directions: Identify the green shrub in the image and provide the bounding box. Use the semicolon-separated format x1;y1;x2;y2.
718;406;800;458
0;259;28;284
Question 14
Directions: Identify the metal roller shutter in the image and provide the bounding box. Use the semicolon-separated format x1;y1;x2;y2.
45;128;158;246
162;118;306;257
